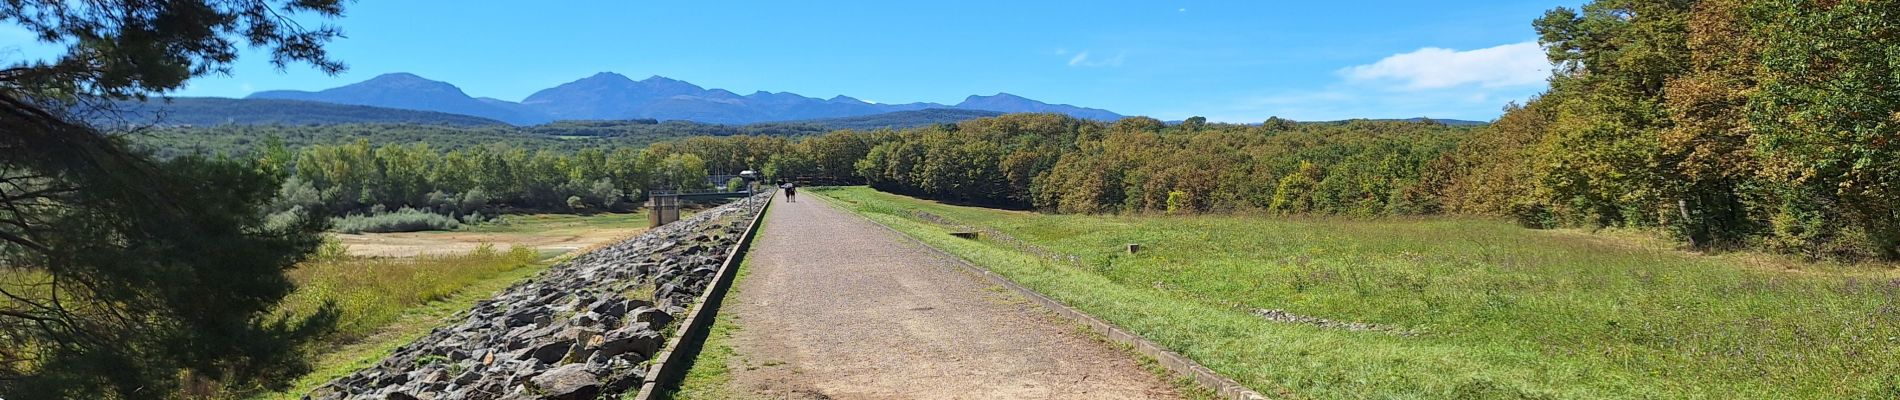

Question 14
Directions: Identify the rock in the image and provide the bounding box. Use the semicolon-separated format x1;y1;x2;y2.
598;329;662;360
631;306;674;328
529;364;601;400
524;340;574;364
454;369;481;385
303;194;768;399
602;367;645;393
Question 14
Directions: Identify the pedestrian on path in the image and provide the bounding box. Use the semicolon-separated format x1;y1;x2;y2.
781;182;797;202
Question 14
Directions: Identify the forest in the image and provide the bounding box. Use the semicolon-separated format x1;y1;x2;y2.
204;46;1898;258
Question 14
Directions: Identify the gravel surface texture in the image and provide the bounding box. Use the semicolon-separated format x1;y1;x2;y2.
724;194;1182;399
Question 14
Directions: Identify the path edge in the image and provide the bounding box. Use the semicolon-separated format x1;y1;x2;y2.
810;191;1272;400
632;194;771;400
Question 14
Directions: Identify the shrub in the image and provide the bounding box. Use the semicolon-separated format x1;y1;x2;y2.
1510;201;1557;229
331;207;461;234
587;178;622;209
1165;191;1189;214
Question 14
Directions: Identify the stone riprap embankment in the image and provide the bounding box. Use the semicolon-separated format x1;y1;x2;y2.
306;193;768;400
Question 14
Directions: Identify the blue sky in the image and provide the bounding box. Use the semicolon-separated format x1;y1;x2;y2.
1;1;1576;122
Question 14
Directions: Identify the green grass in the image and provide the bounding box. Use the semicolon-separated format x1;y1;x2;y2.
275;243;544;340
813;186;1900;399
256;257;549;399
238;243;552;399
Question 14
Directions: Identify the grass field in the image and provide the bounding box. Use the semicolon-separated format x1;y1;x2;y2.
813;186;1900;399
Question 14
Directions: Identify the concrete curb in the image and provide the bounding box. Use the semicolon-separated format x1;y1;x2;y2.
631;194;771;400
811;192;1272;400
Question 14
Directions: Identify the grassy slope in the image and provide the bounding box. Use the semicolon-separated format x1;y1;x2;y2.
814;186;1900;399
259;260;548;399
253;212;654;398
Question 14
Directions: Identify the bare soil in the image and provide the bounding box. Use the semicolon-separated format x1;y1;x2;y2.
723;196;1182;399
336;226;643;258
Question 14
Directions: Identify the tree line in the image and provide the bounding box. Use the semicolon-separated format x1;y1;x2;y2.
1427;0;1899;260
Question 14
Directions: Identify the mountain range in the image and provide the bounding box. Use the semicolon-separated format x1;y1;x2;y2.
109;97;509;127
248;72;1122;125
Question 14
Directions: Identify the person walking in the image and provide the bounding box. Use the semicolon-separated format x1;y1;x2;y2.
781;182;798;203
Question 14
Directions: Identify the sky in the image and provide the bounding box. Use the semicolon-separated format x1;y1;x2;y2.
1;1;1578;122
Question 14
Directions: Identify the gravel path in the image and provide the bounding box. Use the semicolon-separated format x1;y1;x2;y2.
723;194;1182;399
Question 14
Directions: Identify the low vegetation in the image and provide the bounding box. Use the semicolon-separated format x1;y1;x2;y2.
249;243;550;398
329;207;462;233
277;242;542;345
815;186;1900;398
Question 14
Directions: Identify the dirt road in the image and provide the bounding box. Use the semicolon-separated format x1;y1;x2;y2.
722;195;1181;399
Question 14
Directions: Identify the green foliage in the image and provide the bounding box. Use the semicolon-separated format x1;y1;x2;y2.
854;113;1471;213
330;208;462;234
1164;191;1189;214
1431;0;1900;260
657;153;713;191
0;151;338;398
1;0;345;98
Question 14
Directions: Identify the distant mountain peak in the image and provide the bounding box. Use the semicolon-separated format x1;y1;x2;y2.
956;92;1121;121
575;72;634;83
643;75;686;83
367;72;429;81
245;71;1125;124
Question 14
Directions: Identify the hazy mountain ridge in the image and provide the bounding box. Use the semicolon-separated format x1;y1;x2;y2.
245;72;1124;124
104;97;510;127
249;73;551;124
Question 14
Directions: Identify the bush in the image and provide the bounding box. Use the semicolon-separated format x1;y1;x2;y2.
1510;201;1557;229
1165;191;1189;214
331;207;461;234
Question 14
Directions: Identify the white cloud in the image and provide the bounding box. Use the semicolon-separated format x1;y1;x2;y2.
1066;51;1126;68
240;82;256;94
1340;41;1550;90
1178;8;1187;12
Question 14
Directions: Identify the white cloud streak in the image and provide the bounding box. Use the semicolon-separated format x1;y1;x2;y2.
1340;41;1550;90
1066;51;1126;68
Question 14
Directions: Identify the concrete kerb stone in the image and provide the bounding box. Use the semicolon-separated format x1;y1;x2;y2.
630;191;772;400
808;192;1274;400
